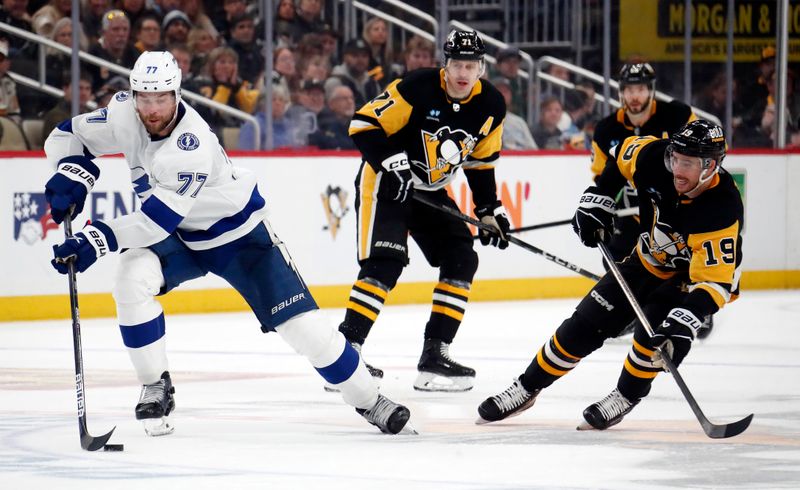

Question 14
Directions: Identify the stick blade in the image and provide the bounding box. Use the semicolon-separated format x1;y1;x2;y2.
80;425;116;451
704;413;753;439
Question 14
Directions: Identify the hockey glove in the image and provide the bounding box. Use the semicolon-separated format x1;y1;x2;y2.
475;201;510;249
376;152;414;202
571;186;615;248
45;155;101;224
651;307;702;370
52;221;118;274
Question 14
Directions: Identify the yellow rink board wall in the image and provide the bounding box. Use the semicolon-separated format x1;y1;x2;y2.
2;153;799;322
2;271;799;322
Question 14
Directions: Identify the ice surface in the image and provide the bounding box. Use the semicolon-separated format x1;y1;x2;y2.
1;291;798;489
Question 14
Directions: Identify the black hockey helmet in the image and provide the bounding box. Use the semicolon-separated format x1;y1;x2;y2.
619;62;656;90
668;120;727;164
443;30;486;61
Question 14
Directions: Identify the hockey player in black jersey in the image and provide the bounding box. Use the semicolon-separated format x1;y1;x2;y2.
328;30;508;393
478;120;743;430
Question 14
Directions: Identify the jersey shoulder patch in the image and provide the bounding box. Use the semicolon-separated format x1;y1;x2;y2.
177;132;200;151
115;91;130;102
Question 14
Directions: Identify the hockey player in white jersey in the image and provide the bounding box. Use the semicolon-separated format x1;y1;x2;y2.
44;51;411;436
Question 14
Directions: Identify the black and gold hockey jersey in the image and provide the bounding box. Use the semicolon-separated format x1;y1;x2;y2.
349;68;505;204
591;100;696;178
596;135;743;317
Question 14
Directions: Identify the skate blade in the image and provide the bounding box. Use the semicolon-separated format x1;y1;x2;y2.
413;372;474;392
576;419;597;431
399;421;419;435
143;416;174;436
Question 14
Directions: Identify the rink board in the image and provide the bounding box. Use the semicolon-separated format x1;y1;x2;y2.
2;151;799;320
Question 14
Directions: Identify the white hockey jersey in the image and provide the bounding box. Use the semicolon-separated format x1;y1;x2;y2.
44;91;267;251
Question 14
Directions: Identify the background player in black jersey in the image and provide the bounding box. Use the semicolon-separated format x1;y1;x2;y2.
326;30;508;393
591;63;717;338
478;120;743;430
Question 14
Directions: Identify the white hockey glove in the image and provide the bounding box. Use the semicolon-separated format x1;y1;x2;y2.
651;307;701;370
377;152;413;202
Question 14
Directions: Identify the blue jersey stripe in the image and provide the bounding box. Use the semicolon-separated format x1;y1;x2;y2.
315;341;359;384
141;195;184;233
177;186;265;243
119;313;166;348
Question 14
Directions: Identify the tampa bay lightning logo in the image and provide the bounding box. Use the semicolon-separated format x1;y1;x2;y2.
115;91;129;102
177;132;200;151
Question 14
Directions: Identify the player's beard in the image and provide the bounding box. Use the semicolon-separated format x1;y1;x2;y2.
626;97;651;115
140;111;173;135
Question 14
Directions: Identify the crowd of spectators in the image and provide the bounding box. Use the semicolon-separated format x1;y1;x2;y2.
0;0;797;150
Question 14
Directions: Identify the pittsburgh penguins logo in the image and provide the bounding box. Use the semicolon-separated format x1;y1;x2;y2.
640;202;690;268
412;126;477;185
320;185;349;240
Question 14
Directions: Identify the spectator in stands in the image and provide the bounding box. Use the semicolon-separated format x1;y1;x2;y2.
325;39;380;108
161;9;191;47
294;78;325;116
238;85;306;150
274;0;295;46
117;0;147;28
45;17;89;87
492;77;537;150
739;46;776;127
298;53;331;88
132;13;162;53
271;45;297;95
362;17;394;88
318;25;339;66
288;0;326;44
41;70;94;138
186;46;259;134
187;25;217;78
0;0;33;53
399;35;435;77
94;74;128;107
169;43;192;79
310;84;357;150
214;0;246;42
492;47;526;119
0;39;20;123
767;69;800;130
89;9;138;90
83;0;111;44
148;0;181;18
182;0;218;40
228;13;264;85
32;0;72;37
693;72;743;125
531;96;564;150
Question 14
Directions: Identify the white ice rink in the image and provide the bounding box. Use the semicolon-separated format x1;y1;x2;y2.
2;290;799;489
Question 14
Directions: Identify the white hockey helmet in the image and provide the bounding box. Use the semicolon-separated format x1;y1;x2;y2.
129;51;182;104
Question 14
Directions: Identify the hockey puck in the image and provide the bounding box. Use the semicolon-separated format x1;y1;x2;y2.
103;444;124;452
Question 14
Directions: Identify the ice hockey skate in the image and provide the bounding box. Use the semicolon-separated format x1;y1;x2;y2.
577;388;639;430
135;371;175;436
356;394;413;434
476;377;539;424
324;342;383;393
413;339;475;392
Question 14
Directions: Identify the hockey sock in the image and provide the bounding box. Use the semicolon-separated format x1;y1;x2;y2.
340;278;389;344
522;332;582;392
423;280;470;343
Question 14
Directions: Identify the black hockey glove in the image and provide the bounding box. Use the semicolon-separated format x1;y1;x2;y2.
45;155;100;224
377;152;414;202
475;201;510;249
571;186;615;248
651;307;702;370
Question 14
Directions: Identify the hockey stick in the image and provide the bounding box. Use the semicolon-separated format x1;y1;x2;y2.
506;207;641;234
412;192;601;281
62;213;117;451
597;241;753;439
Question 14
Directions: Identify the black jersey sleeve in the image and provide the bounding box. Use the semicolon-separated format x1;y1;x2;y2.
464;167;499;207
349;77;415;172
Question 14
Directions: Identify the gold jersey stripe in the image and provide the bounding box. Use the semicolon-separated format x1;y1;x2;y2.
470;121;503;160
355;280;389;299
354;79;413;137
590;140;608;177
616;135;658;182
552;333;580;361
687;221;740;288
633;338;655;357
358;165;378;260
434;282;470;297
624;358;659;379
536;348;570;376
431;304;465;321
347;301;379;321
